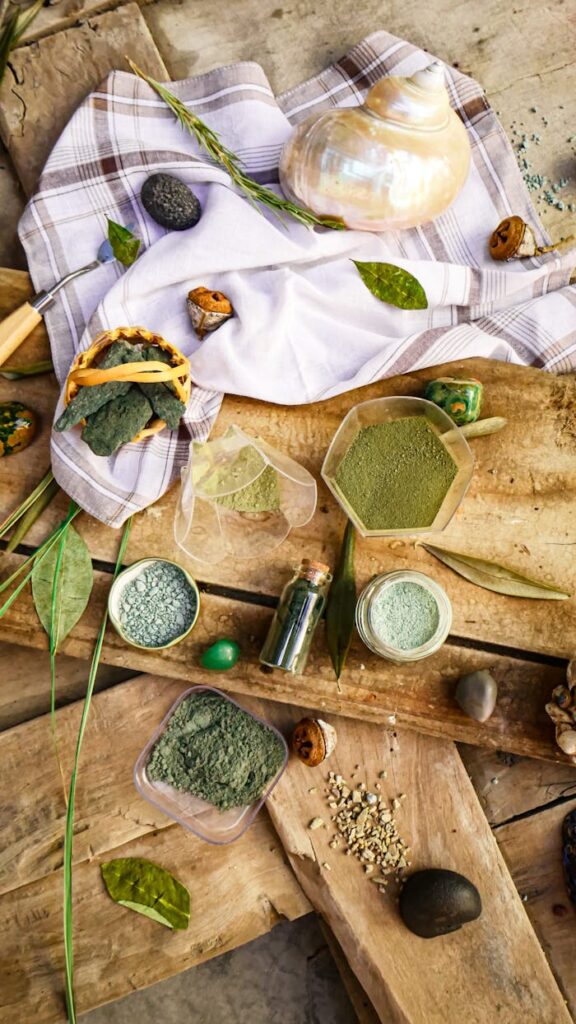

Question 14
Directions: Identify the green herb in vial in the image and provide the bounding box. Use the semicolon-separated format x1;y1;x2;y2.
260;560;331;675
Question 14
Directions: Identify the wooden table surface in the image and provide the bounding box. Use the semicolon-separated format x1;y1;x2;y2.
0;0;575;1021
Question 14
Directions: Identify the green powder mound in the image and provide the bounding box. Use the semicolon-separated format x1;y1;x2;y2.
215;446;280;514
370;581;440;650
146;692;285;811
335;417;457;530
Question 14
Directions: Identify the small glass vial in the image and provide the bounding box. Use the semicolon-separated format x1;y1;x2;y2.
355;570;452;664
260;560;332;675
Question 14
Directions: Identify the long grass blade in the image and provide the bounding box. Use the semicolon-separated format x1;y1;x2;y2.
0;0;44;83
5;477;60;553
0;504;79;608
1;358;54;379
63;516;132;1024
0;467;54;540
48;516;71;796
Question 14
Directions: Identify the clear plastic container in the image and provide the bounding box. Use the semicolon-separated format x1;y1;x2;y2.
355;570;452;663
133;685;288;845
175;425;317;563
321;396;474;538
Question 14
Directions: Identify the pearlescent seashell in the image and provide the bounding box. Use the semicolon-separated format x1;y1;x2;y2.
279;62;471;231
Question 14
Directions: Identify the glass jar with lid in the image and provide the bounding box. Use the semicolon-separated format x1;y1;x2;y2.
355;570;452;664
259;560;332;675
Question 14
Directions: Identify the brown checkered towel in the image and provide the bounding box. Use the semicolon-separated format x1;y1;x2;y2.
18;31;576;527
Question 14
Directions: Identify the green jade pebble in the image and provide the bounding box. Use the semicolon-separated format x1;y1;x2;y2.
424;377;483;425
201;639;241;671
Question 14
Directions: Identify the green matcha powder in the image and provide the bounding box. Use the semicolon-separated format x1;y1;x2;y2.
147;692;285;810
335;417;457;530
215;446;280;514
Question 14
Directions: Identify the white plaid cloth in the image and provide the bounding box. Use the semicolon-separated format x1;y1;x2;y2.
18;31;576;527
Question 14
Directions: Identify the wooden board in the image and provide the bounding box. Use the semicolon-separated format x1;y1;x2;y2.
1;268;576;658
0;640;133;731
0;4;168;194
0;674;311;1022
261;702;571;1023
459;745;576;825
0;670;571;1023
497;798;576;1019
0;554;569;763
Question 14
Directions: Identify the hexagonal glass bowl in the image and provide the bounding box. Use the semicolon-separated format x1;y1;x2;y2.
321;396;474;538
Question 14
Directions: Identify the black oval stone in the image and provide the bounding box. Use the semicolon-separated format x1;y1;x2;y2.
399;868;482;938
141;173;201;231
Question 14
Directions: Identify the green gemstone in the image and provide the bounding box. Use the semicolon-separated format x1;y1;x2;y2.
200;639;241;671
424;377;483;425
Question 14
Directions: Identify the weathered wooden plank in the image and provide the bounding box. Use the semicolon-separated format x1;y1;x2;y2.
0;558;568;762
0;4;168;194
0;145;25;270
0;814;310;1023
0;640;134;731
459;744;576;826
496;798;576;1018
1;270;575;659
263;702;571;1023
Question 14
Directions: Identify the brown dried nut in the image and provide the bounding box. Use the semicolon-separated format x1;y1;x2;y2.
187;286;233;339
292;717;337;767
489;216;538;261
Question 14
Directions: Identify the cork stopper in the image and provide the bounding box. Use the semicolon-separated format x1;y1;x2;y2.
298;559;331;583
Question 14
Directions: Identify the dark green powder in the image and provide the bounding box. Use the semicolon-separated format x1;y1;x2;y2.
146;692;285;810
335;417;457;530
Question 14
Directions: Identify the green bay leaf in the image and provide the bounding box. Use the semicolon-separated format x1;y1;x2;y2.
353;261;428;310
31;524;94;647
421;543;570;600
101;858;190;930
107;219;141;267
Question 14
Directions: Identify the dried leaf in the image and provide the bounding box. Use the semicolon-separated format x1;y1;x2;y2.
32;524;94;646
0;0;44;85
101;858;190;930
421;543;570;600
107;218;141;267
325;521;356;678
353;261;428;310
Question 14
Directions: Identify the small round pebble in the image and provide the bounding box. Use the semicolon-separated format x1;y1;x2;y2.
141;173;201;230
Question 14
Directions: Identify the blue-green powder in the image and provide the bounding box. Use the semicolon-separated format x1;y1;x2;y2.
369;582;439;650
118;561;197;647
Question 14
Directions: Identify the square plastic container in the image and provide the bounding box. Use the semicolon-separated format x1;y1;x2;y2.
134;685;289;845
321;395;474;538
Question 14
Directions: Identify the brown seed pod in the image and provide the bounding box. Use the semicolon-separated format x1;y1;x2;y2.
187;286;233;339
291;717;337;767
489;215;574;262
489;216;538;260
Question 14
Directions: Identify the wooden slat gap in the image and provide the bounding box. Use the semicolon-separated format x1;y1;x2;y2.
492;791;576;832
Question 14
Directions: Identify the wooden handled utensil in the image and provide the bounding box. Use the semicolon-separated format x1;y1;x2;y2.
0;234;125;368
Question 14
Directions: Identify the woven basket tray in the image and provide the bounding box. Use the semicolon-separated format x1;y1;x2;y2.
64;326;191;442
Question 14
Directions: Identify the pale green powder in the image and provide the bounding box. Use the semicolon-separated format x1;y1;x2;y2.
369;581;439;650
